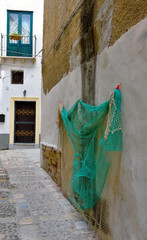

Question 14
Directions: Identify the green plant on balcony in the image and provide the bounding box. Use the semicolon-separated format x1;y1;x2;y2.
9;33;22;40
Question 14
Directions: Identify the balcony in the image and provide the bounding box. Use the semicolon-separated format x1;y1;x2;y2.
0;34;37;63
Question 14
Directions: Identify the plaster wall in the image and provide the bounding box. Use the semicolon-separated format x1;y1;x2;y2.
0;60;41;134
42;0;147;94
41;66;82;146
0;0;43;138
41;18;147;239
95;18;147;240
41;66;82;166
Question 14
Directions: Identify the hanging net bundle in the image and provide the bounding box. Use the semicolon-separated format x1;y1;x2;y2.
61;88;122;211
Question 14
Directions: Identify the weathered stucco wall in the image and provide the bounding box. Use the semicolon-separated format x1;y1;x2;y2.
42;0;147;94
42;0;147;239
41;66;82;149
41;66;81;193
95;18;147;240
109;0;147;46
41;18;147;239
42;0;81;93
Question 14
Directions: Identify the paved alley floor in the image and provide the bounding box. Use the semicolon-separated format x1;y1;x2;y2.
0;149;98;240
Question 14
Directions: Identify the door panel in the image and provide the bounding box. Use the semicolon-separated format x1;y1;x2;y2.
22;14;31;44
9;13;18;43
14;101;36;143
21;14;32;56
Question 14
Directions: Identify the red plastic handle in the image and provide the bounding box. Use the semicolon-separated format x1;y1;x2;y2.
116;84;121;91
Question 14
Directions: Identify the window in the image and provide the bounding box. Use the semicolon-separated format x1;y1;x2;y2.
7;11;33;57
11;71;24;84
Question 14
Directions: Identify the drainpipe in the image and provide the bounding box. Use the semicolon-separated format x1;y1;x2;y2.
1;34;3;56
34;35;37;57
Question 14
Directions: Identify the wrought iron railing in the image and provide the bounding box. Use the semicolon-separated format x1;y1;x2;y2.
0;34;37;57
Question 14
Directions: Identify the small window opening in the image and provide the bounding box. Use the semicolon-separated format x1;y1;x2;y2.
11;71;24;84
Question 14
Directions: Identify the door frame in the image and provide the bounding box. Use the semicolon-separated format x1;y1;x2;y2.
10;97;39;146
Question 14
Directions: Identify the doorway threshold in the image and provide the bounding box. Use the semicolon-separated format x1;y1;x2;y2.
9;143;39;149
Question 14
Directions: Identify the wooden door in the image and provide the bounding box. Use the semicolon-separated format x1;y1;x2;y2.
14;101;36;143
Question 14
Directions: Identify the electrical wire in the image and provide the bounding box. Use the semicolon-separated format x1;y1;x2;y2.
0;47;43;57
1;63;41;68
42;0;84;63
0;49;43;80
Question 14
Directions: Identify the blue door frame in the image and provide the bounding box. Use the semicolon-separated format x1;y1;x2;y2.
7;11;33;57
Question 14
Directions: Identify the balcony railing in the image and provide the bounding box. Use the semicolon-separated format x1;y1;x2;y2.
1;34;37;58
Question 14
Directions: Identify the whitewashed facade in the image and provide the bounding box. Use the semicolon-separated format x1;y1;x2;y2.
0;0;43;149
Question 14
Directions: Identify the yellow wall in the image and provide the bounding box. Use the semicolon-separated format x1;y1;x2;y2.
42;0;147;94
109;0;147;46
10;97;40;144
42;0;81;93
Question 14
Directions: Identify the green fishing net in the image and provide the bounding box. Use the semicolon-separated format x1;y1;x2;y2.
61;89;122;211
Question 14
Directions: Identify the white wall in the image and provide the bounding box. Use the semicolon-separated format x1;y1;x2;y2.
0;60;42;134
41;18;147;239
41;67;82;148
96;18;147;240
0;0;43;135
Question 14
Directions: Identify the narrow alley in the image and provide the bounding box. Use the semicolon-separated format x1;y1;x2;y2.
0;149;97;240
0;0;146;239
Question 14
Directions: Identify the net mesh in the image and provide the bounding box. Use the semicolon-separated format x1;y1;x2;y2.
61;89;122;212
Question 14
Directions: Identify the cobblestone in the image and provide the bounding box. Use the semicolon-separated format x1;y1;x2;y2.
0;149;98;240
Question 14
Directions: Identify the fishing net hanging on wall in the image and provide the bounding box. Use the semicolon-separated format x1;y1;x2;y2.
61;88;122;211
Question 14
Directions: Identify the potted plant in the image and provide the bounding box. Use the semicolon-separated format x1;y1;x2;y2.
9;33;22;40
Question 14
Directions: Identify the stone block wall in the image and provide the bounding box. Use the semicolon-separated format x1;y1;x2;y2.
41;144;61;186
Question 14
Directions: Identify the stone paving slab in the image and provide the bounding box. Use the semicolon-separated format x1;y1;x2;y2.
0;149;99;240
